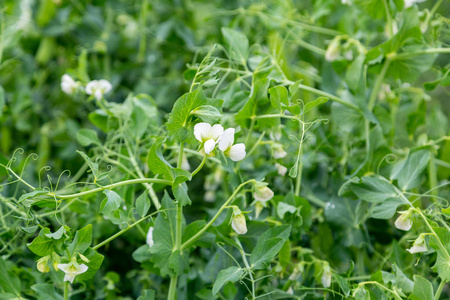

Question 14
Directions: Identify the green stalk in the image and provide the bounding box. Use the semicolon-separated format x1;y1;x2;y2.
368;56;391;110
234;236;256;299
64;281;69;300
191;155;207;177
295;122;305;196
181;179;255;250
382;0;393;38
92;214;152;250
434;280;446;300
138;0;148;63
51;178;172;199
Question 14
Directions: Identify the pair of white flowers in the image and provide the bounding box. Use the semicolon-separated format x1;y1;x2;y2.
232;182;275;235
394;209;428;254
194;123;246;161
61;74;112;101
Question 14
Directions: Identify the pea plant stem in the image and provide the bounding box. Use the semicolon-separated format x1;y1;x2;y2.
92;214;152;250
52;178;172;200
434;279;446;300
180;179;256;251
191;155;207;177
64;281;69;300
295;121;305;196
357;281;402;300
234;236;256;299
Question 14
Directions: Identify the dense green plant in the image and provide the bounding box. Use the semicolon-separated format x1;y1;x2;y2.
1;0;450;299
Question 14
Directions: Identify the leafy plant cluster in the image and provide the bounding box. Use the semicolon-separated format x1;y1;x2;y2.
0;0;450;299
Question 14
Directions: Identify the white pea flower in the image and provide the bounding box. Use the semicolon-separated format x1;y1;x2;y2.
61;74;79;95
273;144;287;159
57;258;89;284
204;190;216;202
231;207;247;235
287;287;294;295
325;37;341;62
85;79;112;101
394;210;413;231
407;235;427;254
218;128;246;161
275;163;288;176
253;182;274;202
146;227;154;247
270;130;281;141
194;123;224;154
404;0;426;8
321;264;332;288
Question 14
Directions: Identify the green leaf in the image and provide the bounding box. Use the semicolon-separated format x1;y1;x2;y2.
430;227;450;281
349;176;399;203
76;151;99;179
190;105;222;124
18;189;48;207
150;193;177;277
221;28;249;62
410;275;434;300
169;250;188;276
212;266;244;295
100;190;122;215
370;197;403;219
0;85;4;118
269;86;288;111
68;225;92;257
27;229;54;256
277;202;297;219
44;226;65;240
0;257;21;296
391;148;431;191
303;97;328;115
31;284;63;300
136;192;151;217
76;129;100;147
166;88;208;142
250;225;291;270
147;138;174;180
75;248;104;282
235;78;270;128
172;182;191;207
333;274;350;297
132;245;151;263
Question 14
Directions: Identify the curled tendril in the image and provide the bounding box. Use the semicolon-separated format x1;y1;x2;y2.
288;134;301;143
377;154;398;175
46;175;54;193
55;169;72;192
38;166;52;189
6;148;24;168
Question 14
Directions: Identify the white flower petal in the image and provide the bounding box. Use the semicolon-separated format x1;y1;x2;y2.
146;227;154;247
321;271;331;288
228;143;246;161
64;274;75;284
98;79;112;94
395;214;412;231
273;147;287;159
78;264;89;274
94;89;103;101
407;243;427;254
61;75;78;95
210;124;224;141
85;80;98;95
194;123;211;142
204;139;216;154
276;163;287;176
219;128;235;151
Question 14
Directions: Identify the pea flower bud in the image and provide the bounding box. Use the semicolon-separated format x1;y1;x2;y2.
37;255;51;273
146;227;154;247
273;144;287;159
61;74;79;95
253;182;274;202
275;163;287;176
325;37;341;62
231;207;247;235
321;263;332;288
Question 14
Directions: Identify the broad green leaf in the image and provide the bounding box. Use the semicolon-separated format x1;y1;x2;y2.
221;28;249;62
31;284;63;300
333;274;350;297
166;88;208;142
150;193;177;277
172;182;191;206
18;189;48;207
169;250;188;276
75;248;104;282
250;225;291;270
303;97;328;115
212;266;244;295
147;138;174;180
392;149;431;191
350;176;399;203
345;54;365;93
76;129;100;147
235;78;270;128
430;227;450;281
277;202;297;219
190;105;222;124
370;197;403;219
100;190;122;215
410;275;434;300
269;86;288;111
132;245;151;263
0;257;21;296
68;224;92;257
76;151;99;179
27;229;54;256
136;192;150;217
44;226;65;240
